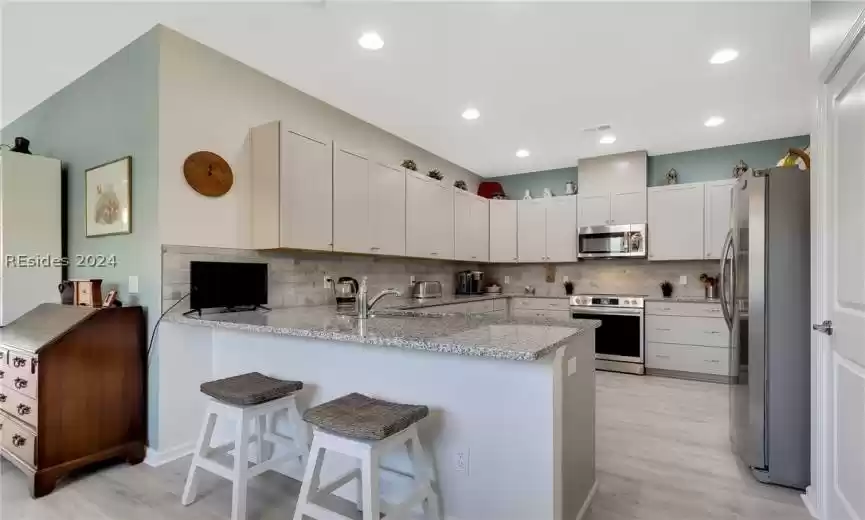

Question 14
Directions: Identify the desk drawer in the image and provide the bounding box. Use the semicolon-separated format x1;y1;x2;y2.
2;416;35;468
1;387;37;428
646;315;729;347
6;352;37;399
646;342;731;376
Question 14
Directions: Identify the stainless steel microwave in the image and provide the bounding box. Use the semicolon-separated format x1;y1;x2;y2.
578;224;647;259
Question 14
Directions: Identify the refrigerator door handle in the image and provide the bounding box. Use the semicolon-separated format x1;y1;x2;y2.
719;229;734;330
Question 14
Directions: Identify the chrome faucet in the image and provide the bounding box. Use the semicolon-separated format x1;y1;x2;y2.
357;277;402;319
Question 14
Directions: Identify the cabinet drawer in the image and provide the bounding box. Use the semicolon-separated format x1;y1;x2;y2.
1;387;37;428
2;416;35;468
512;298;570;311
646;342;731;376
493;298;507;312
466;300;495;314
6;352;37;399
511;309;571;321
646;315;729;347
646;301;724;318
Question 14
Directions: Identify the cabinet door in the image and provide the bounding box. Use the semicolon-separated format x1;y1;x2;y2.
518;199;547;262
703;180;735;259
454;190;475;261
333;147;369;253
545;196;578;262
280;130;333;250
432;183;455;259
471;195;490;262
406;172;434;258
610;190;647;225
369;163;406;256
577;194;611;227
648;184;705;260
489;200;518;262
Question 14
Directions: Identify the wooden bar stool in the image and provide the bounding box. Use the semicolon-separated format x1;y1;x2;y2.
182;372;309;520
292;393;441;520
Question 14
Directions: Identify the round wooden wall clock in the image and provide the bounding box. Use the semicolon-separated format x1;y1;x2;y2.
183;151;234;197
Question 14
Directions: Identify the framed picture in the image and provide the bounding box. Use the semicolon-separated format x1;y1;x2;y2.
86;156;131;237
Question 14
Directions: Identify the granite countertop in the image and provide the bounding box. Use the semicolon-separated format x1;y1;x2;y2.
166;306;599;362
393;293;569;309
645;296;721;304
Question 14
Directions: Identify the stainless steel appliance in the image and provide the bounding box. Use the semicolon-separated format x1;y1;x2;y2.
331;276;359;313
456;270;485;295
570;294;645;374
410;280;443;299
578;224;647;259
720;166;810;489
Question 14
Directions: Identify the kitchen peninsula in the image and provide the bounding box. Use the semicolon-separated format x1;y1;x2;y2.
156;303;599;520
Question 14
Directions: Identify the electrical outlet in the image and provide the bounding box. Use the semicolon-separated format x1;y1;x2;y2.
563;275;569;283
324;275;333;288
455;449;470;474
410;275;416;284
504;275;511;284
679;275;688;285
128;275;139;294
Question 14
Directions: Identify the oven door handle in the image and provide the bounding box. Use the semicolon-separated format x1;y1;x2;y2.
571;307;644;317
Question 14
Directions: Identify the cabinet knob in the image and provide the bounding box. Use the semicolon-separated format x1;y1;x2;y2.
12;357;25;368
0;370;4;379
11;434;26;448
16;403;31;416
0;394;5;403
13;378;27;390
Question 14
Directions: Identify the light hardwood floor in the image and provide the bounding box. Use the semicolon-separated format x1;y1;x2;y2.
2;373;810;520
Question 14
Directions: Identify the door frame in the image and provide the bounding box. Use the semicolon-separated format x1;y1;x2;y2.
807;10;865;519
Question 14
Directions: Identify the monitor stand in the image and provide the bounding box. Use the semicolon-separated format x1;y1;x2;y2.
182;304;271;318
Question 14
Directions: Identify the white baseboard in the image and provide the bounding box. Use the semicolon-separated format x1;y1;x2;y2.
575;481;599;520
144;443;195;467
801;486;820;519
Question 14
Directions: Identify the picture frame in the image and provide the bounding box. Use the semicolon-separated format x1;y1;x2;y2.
86;156;131;237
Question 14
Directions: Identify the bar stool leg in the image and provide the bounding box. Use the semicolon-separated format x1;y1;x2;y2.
231;413;251;520
287;399;310;466
255;415;268;464
408;429;441;520
182;407;218;506
360;450;381;520
293;436;325;520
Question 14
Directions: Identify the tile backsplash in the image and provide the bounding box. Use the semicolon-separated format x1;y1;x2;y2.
489;260;720;298
162;245;478;311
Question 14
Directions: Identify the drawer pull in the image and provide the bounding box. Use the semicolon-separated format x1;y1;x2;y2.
0;370;4;379
12;357;26;368
0;394;6;403
13;378;27;390
661;307;672;311
705;359;721;364
709;308;721;313
11;434;26;447
16;404;31;416
655;328;672;332
704;331;721;335
655;354;671;359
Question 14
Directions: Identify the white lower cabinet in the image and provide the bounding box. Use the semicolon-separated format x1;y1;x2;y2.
645;301;734;380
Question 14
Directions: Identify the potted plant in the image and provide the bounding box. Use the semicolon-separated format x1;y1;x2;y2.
454;180;468;191
401;159;417;171
660;280;674;298
428;168;443;181
563;280;574;296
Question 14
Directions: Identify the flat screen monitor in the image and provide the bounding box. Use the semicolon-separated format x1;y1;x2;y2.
190;261;267;311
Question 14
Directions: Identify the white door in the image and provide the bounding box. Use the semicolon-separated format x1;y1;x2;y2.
279;130;333;251
544;196;578;262
610;190;647;225
454;190;475;261
518;199;547;262
369;163;406;256
814;17;865;520
703;180;736;259
332;147;369;253
577;193;610;227
648;184;704;261
490;199;517;262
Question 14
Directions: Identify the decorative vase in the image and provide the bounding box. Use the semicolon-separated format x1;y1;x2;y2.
665;168;678;185
11;137;31;154
523;190;532;200
565;181;576;195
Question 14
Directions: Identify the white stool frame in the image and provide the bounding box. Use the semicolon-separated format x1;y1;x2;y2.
292;423;441;520
182;393;310;520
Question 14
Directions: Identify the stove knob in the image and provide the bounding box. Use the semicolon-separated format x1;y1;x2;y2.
624;299;631;305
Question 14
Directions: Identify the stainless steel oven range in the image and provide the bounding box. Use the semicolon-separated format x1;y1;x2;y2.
570;294;645;374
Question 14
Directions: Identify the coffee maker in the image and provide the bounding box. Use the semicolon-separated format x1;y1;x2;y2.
456;270;484;295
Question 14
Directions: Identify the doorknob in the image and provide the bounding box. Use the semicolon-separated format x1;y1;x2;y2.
813;320;833;336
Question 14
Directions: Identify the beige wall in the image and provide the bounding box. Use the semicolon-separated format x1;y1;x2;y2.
157;26;481;250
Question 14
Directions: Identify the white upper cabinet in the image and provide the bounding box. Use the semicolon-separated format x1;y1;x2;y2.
279;129;334;251
577;194;611;227
369;163;406;257
648;184;705;261
610;190;647;225
518;197;577;262
578;151;648;194
406;171;454;259
333;147;369;253
455;190;489;262
545;196;578;262
489;199;518;262
703;179;736;259
518;199;548;262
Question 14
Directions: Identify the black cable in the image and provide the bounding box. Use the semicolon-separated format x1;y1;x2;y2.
147;292;190;363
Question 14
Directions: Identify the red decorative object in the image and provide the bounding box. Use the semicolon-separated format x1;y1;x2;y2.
477;181;506;199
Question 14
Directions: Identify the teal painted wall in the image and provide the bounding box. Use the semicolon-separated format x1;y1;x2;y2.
1;30;161;447
489;135;809;196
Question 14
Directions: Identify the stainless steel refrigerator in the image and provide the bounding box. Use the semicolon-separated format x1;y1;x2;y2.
719;166;811;490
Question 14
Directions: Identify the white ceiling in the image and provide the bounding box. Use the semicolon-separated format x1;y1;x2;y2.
2;2;811;177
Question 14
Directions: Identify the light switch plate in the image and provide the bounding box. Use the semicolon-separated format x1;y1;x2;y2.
679;275;688;285
563;275;569;283
128;275;139;294
504;276;510;284
568;357;577;376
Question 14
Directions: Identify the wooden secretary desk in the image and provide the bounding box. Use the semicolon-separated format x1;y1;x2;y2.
0;303;146;497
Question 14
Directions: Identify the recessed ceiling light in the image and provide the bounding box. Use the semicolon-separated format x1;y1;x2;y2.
704;116;725;127
462;108;480;120
358;32;384;50
599;134;617;144
516;149;530;158
709;49;738;64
